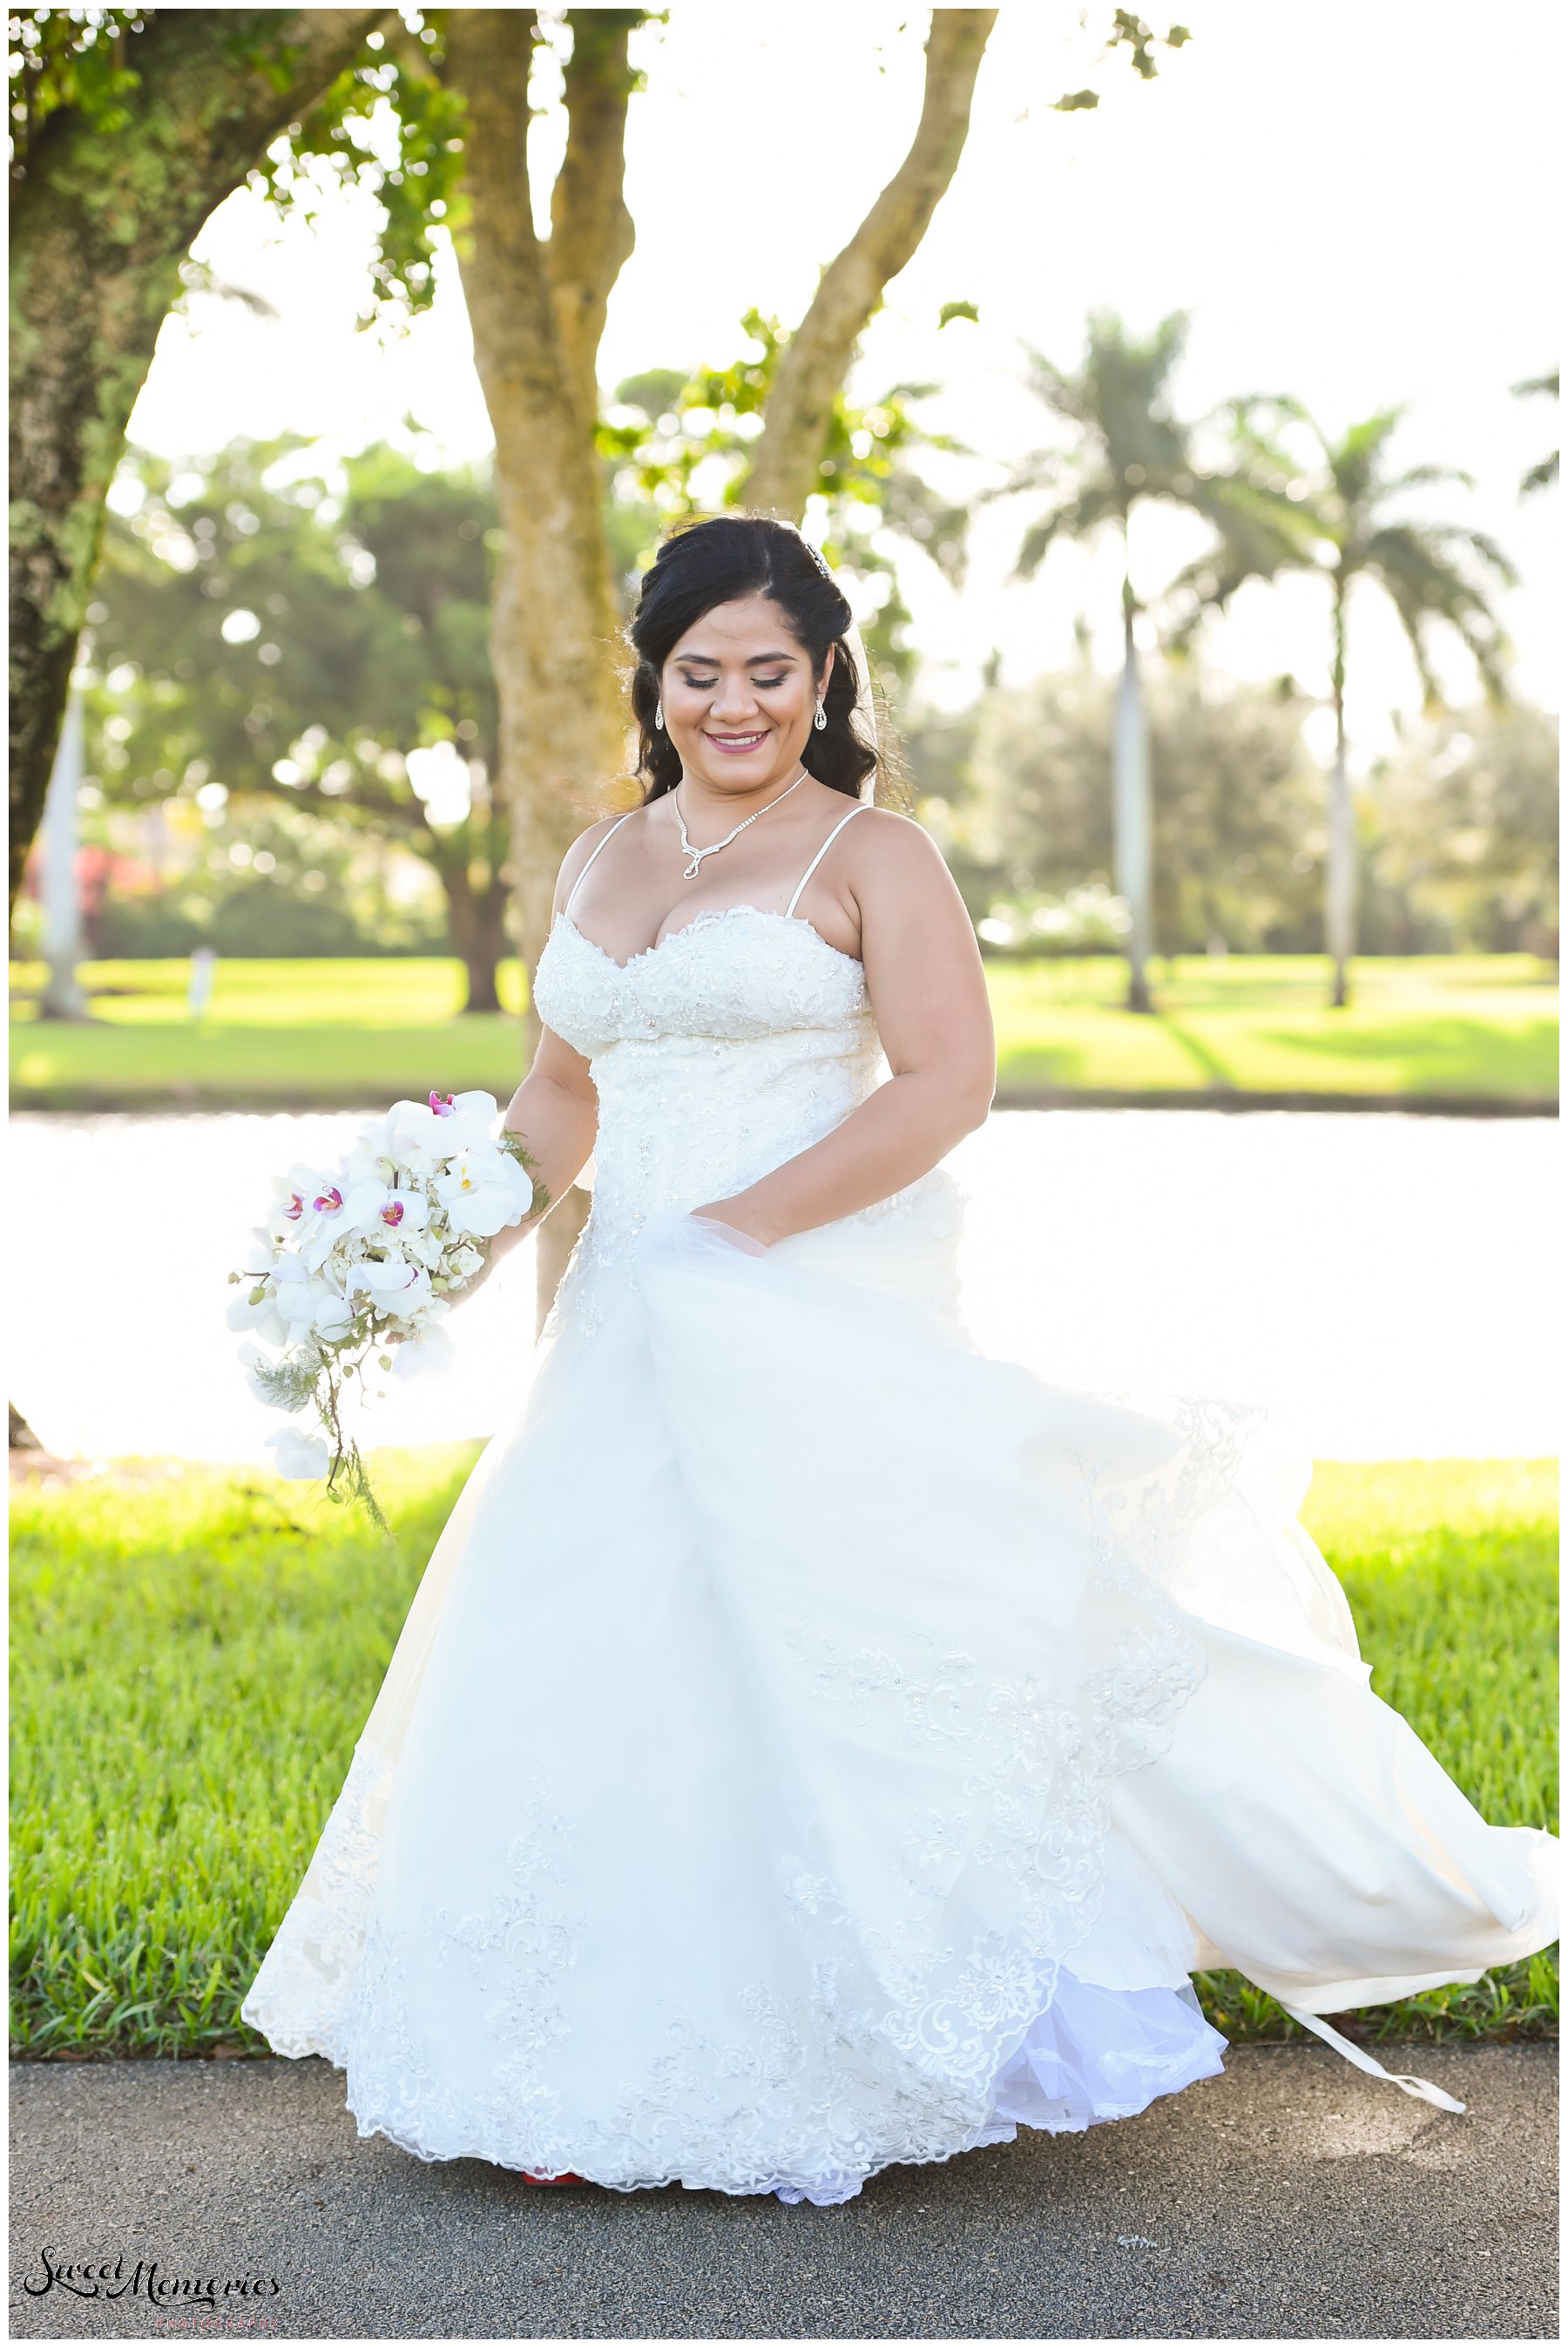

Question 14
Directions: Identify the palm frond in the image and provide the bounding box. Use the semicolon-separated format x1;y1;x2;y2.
1013;502;1079;579
1384;462;1475;495
1449;525;1522;590
879;464;972;588
1363;522;1512;713
988;443;1078;503
1017;343;1092;429
1162;549;1258;646
1190;473;1323;564
1329;407;1407;512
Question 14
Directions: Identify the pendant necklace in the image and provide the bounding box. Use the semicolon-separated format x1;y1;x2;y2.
673;768;808;881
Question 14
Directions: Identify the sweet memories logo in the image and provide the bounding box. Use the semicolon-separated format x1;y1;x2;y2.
21;2248;283;2314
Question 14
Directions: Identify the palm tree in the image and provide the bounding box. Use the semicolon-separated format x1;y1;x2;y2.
1186;403;1516;1005
1512;370;1558;496
1001;312;1308;1011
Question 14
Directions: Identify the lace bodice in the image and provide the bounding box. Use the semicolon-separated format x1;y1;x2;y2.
533;906;907;1283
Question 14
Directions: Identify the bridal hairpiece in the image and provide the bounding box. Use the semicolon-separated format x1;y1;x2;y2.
796;527;835;582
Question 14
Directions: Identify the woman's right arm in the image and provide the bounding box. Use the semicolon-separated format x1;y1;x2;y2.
484;1029;598;1269
483;821;617;1269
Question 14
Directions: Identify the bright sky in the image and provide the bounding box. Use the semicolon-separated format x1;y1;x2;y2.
127;0;1560;763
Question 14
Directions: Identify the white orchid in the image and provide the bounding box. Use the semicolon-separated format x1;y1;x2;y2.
402;1222;445;1270
435;1147;533;1238
267;1163;331;1237
389;1321;456;1379
264;1425;333;1481
271;1256;323;1330
340;1133;395;1190
385;1089;498;1163
226;1285;288;1349
341;1178;430;1241
240;1225;278;1276
313;1289;357;1341
357;1254;434;1317
296;1183;353;1272
237;1341;284;1404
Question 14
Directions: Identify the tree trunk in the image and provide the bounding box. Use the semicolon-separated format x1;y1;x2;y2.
548;12;640;417
443;11;634;972
1114;597;1154;1014
9;7;389;910
745;10;996;518
10;1403;44;1454
443;870;510;1016
1326;588;1354;1008
442;10;641;1331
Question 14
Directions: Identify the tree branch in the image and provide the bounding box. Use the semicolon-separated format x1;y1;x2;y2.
547;11;640;416
442;14;581;513
257;772;436;836
745;10;996;518
9;6;390;909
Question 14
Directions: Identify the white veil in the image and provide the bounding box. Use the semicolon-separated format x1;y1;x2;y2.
796;520;879;801
842;616;880;802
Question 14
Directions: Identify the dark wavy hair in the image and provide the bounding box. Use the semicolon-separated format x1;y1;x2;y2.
626;513;882;803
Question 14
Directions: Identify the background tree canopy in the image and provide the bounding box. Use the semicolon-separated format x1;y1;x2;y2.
47;416;1558;985
912;669;1557;961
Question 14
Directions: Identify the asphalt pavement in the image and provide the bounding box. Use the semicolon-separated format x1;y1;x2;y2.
8;2044;1557;2339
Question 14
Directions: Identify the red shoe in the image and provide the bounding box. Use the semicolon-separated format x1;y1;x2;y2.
522;2169;588;2186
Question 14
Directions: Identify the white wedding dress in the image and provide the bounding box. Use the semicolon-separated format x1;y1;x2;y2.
242;803;1558;2205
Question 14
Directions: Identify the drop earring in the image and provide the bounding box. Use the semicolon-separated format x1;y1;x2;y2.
814;699;828;731
654;699;665;731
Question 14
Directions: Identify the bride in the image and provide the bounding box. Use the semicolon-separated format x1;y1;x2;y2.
242;513;1558;2205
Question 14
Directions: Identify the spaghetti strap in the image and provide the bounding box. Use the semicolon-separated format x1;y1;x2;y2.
563;810;638;919
786;801;873;918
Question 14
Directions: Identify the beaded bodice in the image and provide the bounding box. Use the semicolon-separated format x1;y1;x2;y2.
531;907;889;1271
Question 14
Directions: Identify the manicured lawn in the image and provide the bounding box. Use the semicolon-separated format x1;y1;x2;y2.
1195;1457;1559;2045
10;953;1558;1106
10;957;531;1108
9;1453;1557;2058
987;953;1558;1101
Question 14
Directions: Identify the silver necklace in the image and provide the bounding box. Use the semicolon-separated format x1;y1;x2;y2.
673;769;808;880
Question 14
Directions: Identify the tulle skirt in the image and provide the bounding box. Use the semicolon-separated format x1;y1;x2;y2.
240;1201;1558;2203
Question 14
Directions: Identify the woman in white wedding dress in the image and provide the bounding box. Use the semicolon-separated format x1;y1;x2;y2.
242;514;1557;2205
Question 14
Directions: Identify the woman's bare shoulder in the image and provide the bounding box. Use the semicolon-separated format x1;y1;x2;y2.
840;805;957;892
554;803;649;902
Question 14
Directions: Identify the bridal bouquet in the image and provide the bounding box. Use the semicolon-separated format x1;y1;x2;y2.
227;1090;538;1527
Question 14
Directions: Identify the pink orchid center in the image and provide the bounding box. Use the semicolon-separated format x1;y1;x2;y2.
380;1200;406;1228
429;1092;456;1116
314;1188;343;1213
283;1192;305;1221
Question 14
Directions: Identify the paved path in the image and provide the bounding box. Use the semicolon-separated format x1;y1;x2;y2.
9;2046;1556;2338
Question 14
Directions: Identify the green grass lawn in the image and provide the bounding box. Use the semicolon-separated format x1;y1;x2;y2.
10;953;1558;1107
987;952;1558;1101
9;1453;1557;2059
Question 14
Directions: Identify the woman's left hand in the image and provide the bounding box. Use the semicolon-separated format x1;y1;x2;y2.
689;1201;775;1249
